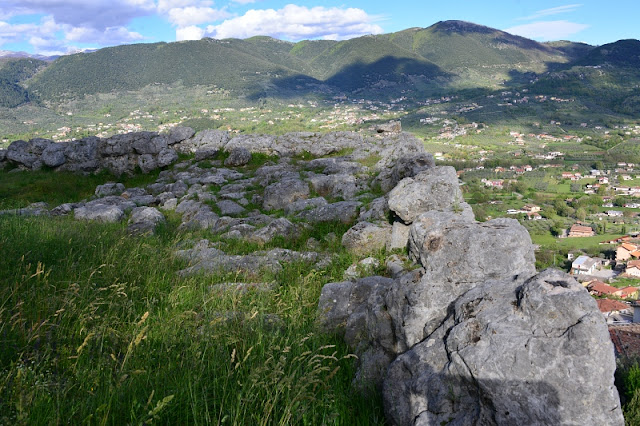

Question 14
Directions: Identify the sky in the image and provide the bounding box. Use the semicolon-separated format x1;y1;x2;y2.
1;1;638;56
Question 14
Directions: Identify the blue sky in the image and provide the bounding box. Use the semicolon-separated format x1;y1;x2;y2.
1;1;638;55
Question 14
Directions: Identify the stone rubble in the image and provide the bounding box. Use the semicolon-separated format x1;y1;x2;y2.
0;127;624;425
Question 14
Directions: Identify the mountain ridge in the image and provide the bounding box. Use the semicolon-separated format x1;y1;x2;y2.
1;20;639;111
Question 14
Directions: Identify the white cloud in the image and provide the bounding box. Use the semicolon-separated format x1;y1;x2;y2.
0;0;155;52
176;25;205;41
0;16;62;51
167;6;230;27
0;0;156;29
28;36;70;56
517;4;583;21
65;26;144;44
206;4;383;41
504;20;589;41
232;0;257;4
157;0;214;14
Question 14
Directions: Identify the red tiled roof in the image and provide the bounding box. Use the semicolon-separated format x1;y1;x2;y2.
588;281;620;295
628;260;640;269
621;243;638;252
597;299;629;313
619;287;639;298
609;325;640;358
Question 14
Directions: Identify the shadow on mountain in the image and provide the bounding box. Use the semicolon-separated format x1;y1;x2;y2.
247;56;450;100
388;365;563;424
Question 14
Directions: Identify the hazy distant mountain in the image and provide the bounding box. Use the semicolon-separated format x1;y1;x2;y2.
1;20;638;109
0;50;59;62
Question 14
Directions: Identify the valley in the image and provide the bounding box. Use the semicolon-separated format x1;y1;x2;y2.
2;19;640;424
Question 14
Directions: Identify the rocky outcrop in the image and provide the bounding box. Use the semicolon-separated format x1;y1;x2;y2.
318;158;624;425
2;128;623;425
1;131;186;175
384;269;624;426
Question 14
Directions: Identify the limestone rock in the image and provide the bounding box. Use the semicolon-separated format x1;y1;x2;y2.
156;148;178;168
341;222;392;255
383;269;624;426
225;134;277;155
296;201;362;224
167;126;195;145
358;196;389;223
0;202;49;217
128;207;165;235
62;138;99;172
343;257;381;281
138;154;157;173
387;221;410;251
375;121;402;134
95;182;125;197
388;166;464;223
249;218;297;245
224;147;252;167
217;200;246;216
74;204;125;223
6;140;39;169
309;173;362;200
388;153;435;191
175;129;229;154
41;143;66;167
263;178;309;211
283;197;328;215
306;158;364;175
392;216;536;350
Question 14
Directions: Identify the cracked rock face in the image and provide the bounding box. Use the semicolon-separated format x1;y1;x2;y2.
387;167;465;224
318;157;623;425
383;269;624;426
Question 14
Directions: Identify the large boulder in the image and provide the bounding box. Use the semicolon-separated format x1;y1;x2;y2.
383;269;624;426
156;148;179;168
41;143;66;167
62;137;100;172
6;140;40;169
262;178;310;211
128;207;165;235
388;166;465;223
309;174;362;200
166;126;195;145
224;147;252;167
74;204;125;223
297;201;362;224
225;134;277;155
133;134;168;155
176;129;230;154
390;216;536;351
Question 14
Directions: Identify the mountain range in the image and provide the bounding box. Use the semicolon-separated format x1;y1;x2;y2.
1;20;640;114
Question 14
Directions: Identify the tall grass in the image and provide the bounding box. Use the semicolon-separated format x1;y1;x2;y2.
0;168;162;210
0;214;386;424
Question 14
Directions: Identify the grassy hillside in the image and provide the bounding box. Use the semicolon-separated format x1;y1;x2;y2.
530;40;640;115
24;20;613;104
384;21;567;72
573;39;640;67
0;165;387;424
28;39;304;101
